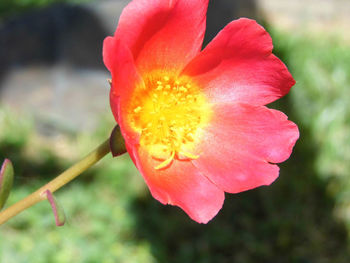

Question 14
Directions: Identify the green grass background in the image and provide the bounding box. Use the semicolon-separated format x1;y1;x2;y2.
1;3;350;263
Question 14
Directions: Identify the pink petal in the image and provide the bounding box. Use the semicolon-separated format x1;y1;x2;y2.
132;146;225;223
193;103;299;193
183;18;295;106
103;37;142;146
103;36;116;72
114;0;209;75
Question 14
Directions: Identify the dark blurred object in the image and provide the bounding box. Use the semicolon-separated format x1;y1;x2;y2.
0;0;62;19
0;3;107;72
205;0;260;44
0;3;110;135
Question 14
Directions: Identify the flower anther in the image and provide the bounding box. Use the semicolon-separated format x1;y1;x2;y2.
129;72;211;169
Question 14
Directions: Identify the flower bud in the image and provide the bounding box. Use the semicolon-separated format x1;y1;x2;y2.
109;125;127;157
0;159;14;210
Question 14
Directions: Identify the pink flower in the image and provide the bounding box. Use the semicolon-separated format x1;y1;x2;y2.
103;0;299;223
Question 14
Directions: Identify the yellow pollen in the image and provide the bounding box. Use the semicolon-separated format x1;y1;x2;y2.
134;106;142;113
179;86;187;92
128;71;212;169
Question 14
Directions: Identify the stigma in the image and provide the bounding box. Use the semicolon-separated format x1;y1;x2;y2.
129;71;212;170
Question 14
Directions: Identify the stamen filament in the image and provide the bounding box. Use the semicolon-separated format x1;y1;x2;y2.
155;151;175;170
180;152;199;160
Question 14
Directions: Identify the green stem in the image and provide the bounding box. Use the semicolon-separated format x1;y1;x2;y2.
0;139;111;226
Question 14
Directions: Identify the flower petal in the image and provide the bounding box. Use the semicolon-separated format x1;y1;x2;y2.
193;103;299;193
133;146;225;223
183;18;295;106
103;37;142;145
114;0;209;75
103;36;117;72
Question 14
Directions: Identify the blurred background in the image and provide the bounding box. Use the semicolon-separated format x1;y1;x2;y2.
1;0;350;262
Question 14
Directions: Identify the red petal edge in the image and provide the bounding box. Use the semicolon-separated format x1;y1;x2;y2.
183;18;295;106
132;146;225;224
193;103;299;193
103;37;142;146
114;0;209;74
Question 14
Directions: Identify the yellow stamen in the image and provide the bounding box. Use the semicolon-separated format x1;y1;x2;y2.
128;71;212;170
155;151;175;170
180;152;199;160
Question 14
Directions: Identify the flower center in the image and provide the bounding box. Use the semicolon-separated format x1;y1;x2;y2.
129;71;212;169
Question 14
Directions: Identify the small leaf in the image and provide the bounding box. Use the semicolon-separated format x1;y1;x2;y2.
109;125;127;157
45;190;66;226
0;159;14;210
